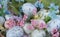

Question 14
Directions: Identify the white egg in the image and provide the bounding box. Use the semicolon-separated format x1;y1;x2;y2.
22;3;37;16
6;26;24;37
31;29;46;37
0;16;5;25
47;19;60;32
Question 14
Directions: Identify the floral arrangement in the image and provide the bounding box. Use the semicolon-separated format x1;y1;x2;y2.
0;0;60;37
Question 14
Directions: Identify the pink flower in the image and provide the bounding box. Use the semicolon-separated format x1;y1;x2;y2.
19;20;24;27
4;19;16;29
31;19;38;27
37;20;47;29
23;14;28;21
51;28;58;35
0;4;2;8
51;28;59;37
52;32;59;37
32;8;37;15
27;24;34;30
23;35;28;37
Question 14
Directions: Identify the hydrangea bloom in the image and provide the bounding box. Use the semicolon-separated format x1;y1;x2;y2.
48;3;59;19
49;3;59;12
31;19;47;29
22;3;37;16
38;20;47;29
37;9;49;19
51;28;59;37
3;0;8;12
6;26;24;37
0;16;5;25
4;19;16;29
23;23;34;34
31;29;46;37
0;4;2;8
15;0;24;2
34;0;44;9
47;19;60;33
5;15;14;20
48;11;58;19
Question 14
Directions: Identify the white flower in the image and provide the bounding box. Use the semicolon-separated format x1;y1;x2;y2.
0;16;5;25
31;29;46;37
22;3;37;16
5;14;13;20
37;9;49;19
23;23;34;34
6;26;24;37
15;0;24;2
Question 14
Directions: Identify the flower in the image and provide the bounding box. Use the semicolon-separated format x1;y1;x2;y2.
37;9;49;19
31;29;46;37
31;19;47;29
23;14;28;21
23;23;34;34
47;19;60;33
0;4;2;8
37;20;47;29
51;28;59;37
27;25;34;30
22;3;37;16
0;16;5;25
5;15;14;20
6;26;24;37
19;20;24;27
15;0;24;2
31;19;38;27
4;19;16;29
49;3;59;11
52;32;59;37
34;0;44;9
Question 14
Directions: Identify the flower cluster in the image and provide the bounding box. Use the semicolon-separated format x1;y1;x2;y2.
4;14;28;29
0;0;60;37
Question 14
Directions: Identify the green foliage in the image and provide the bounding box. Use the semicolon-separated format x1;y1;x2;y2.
26;0;60;8
41;0;60;8
44;16;51;23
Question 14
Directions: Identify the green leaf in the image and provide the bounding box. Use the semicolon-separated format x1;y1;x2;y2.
9;5;20;15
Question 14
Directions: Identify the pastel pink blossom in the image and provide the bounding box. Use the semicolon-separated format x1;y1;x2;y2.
38;20;47;29
0;4;2;8
13;16;21;25
32;8;37;15
23;35;28;37
23;14;28;21
31;19;38;27
4;19;16;29
51;28;58;35
51;28;59;37
19;20;24;27
27;24;34;30
52;32;59;37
